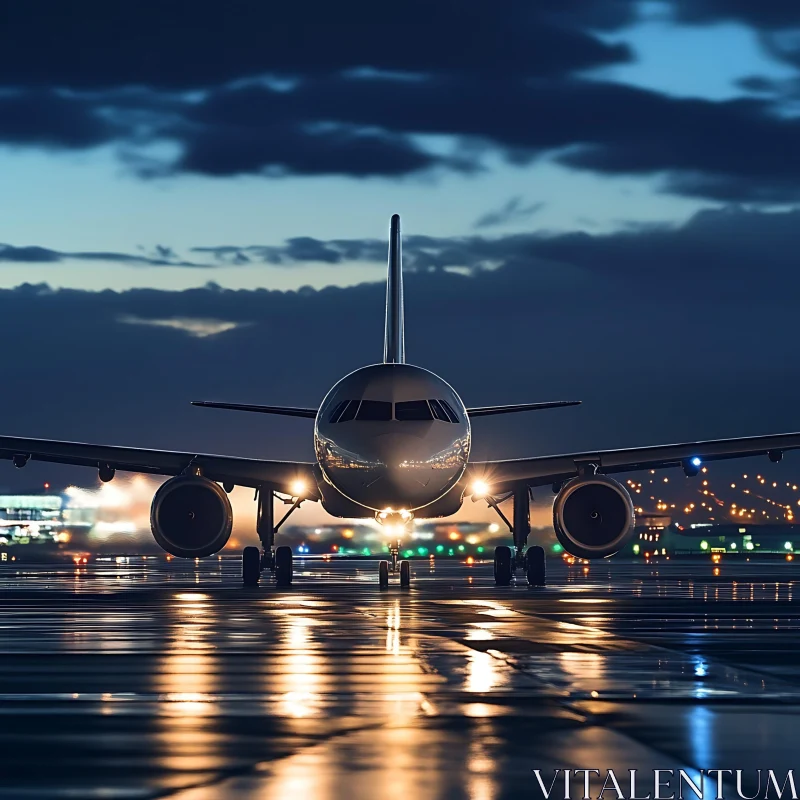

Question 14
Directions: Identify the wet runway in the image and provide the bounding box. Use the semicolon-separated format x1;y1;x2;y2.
1;555;800;799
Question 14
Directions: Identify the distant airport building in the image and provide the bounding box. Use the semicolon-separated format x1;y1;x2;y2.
624;513;800;558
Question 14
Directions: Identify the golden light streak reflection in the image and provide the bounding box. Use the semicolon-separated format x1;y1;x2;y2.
465;624;497;641
558;651;606;693
153;594;221;774
386;599;401;656
467;731;498;800
276;610;324;718
466;648;504;694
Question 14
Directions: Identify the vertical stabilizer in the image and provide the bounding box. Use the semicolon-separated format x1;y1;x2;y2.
383;213;405;364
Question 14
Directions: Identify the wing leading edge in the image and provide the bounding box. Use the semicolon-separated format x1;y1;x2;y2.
466;431;800;492
0;434;315;494
466;401;580;417
191;401;317;418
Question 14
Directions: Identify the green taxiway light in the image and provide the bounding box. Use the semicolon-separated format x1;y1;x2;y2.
476;546;484;553
700;540;709;550
436;545;444;553
417;547;428;556
552;543;563;552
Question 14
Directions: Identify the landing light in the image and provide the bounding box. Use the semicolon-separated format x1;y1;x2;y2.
472;480;490;498
691;457;702;467
290;479;308;497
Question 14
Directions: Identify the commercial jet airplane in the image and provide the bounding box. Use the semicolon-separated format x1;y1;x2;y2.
2;214;800;588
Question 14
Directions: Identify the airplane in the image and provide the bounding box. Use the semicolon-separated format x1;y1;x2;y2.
2;213;800;589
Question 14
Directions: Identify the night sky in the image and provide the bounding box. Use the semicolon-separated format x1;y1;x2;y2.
1;1;800;514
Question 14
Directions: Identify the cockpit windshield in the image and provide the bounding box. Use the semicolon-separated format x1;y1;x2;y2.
355;400;393;421
329;399;459;423
395;400;433;421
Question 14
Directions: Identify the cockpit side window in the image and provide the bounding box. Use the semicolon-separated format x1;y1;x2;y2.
429;399;450;422
329;400;350;423
395;400;434;421
355;400;393;421
337;400;360;423
438;399;459;423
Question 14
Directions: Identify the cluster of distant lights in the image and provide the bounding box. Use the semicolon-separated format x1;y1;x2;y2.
627;462;800;524
297;543;489;558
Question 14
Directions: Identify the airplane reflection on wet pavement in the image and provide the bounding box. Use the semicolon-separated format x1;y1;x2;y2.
1;556;800;798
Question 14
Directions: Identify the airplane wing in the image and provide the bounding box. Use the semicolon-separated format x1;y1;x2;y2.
466;401;580;417
0;434;315;494
191;401;317;418
466;431;800;493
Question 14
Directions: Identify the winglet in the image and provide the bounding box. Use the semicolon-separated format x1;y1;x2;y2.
383;213;405;364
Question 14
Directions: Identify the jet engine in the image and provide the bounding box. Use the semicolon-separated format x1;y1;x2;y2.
150;475;233;558
553;474;635;559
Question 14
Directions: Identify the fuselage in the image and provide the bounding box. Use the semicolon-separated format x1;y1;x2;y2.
314;363;471;515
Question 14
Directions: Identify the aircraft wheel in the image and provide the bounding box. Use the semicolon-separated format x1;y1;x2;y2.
379;560;390;589
242;546;261;587
526;545;546;587
274;545;293;586
400;559;411;588
494;545;513;586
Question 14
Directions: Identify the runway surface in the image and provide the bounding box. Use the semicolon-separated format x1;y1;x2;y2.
1;555;800;799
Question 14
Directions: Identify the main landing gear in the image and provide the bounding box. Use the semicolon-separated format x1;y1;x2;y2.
242;487;300;588
484;484;547;587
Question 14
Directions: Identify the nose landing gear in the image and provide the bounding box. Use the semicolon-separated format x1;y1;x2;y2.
378;541;411;589
375;512;413;589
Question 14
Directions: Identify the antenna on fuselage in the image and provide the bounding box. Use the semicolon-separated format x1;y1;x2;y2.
383;214;405;364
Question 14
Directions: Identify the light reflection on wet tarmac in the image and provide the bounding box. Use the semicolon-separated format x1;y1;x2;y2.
1;557;800;797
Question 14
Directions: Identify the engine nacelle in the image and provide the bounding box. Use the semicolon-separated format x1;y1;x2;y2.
150;475;233;558
553;475;635;559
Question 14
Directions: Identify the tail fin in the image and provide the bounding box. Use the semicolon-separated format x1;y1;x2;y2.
383;213;405;364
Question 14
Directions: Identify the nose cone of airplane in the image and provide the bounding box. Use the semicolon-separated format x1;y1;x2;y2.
317;428;468;511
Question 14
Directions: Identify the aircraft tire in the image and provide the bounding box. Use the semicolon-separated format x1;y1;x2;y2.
400;559;411;588
274;545;293;586
494;546;513;586
526;545;546;587
242;546;261;587
379;560;390;589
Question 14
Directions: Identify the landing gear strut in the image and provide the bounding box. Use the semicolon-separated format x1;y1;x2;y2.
486;483;546;587
241;486;302;588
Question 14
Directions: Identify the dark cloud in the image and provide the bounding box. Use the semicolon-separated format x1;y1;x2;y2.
156;77;800;199
172;123;466;179
473;197;545;229
0;1;630;91
10;206;800;283
0;243;207;268
193;206;800;290
736;75;782;93
0;205;798;496
0;90;114;148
